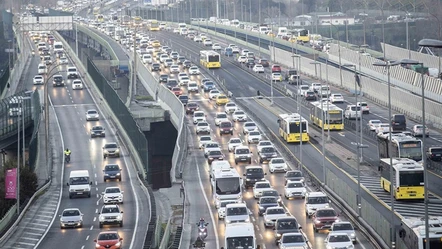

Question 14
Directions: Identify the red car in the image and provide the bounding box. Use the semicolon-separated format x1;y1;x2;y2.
271;64;282;73
94;231;123;249
171;87;182;96
312;208;339;232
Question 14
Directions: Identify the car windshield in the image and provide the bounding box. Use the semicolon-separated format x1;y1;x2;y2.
217;114;227;118
88;110;97;115
282;235;304;243
262;147;275;153
188;103;197;107
230;139;241;143
309;196;328;204
245;123;256;127
105;144;117;149
206;143;219;148
260;141;272;146
328;235;350;242
200;137;211;142
92;126;103;131
267;208;285;215
105;188;121;193
287;171;302;177
98;233;119;240
226;207;247;215
272;159;285;164
102;207;120;214
70;177;89;185
262;190;278;196
249;131;260;136
256;183;271;188
288;182;304;188
197;122;208;126
236;149;249;154
316;210;336;217
260;197;277;203
195;112;204;117
235;111;245;115
62;210;80;216
218;96;227;100
105;165;120;171
210;150;222;156
221;201;237;208
247;168;263;173
334;223;354;231
277;219;298;229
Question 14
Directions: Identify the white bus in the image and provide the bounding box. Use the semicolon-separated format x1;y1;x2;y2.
223;223;257;249
398;216;442;249
211;168;242;208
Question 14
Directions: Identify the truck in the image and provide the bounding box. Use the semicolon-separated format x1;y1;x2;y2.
398;216;442;249
222;223;257;249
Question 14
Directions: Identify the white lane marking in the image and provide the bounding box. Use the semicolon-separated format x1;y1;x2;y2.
95;208;98;214
81;245;85;249
93;217;97;222
24;232;42;236
86;235;89;241
89;226;93;230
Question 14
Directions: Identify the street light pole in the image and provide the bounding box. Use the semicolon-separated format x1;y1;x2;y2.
293;54;302;169
17;100;21;215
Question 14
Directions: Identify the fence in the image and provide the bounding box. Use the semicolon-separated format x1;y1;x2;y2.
28;90;42;171
0;91;34;141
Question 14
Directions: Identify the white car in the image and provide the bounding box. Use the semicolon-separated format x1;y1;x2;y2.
170;64;180;73
247;130;262;144
324;232;354;249
232;110;247;122
146;46;154;53
214;112;229;126
269;158;288;173
253;180;273;199
257;140;273;152
271;72;282;81
231;46;240;53
217;200;238;220
86;109;99;121
241;49;250;56
208;89;221;99
330;222;357;243
194;36;202;42
142;54;153;64
98;204;123;228
204;142;220;157
59;56;69;64
188;66;200;75
253;64;265;73
237;56;247;63
173;28;180;34
102;187;124;204
329;93;344;103
375;123;391;133
179;76;190;86
72;79;83;90
284;180;307;199
310;82;322;92
196;121;211;134
228;138;242;152
243;122;257;134
368;119;382;131
193;111;206;124
178;72;188;79
199;135;212;149
159;54;169;62
225;102;237;113
279;232;308;249
212;43;221;50
188;81;198;92
263;207;288;228
33;75;44;85
203;39;213;46
357;101;370;114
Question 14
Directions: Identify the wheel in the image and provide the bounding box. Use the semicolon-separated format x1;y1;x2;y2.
99;223;103;228
103;178;106;182
235;161;238;165
313;226;318;233
248;159;251;164
259;159;263;163
69;194;72;199
230;131;233;135
120;222;123;227
270;169;274;174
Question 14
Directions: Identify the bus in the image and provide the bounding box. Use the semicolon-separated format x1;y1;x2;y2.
211;168;242;208
93;6;99;16
377;132;423;161
224;223;257;249
379;158;424;200
149;20;160;31
292;29;310;44
310;102;344;130
277;113;309;143
200;50;221;69
398;216;442;249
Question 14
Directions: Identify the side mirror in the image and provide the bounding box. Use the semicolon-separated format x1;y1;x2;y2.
257;245;261;249
257;201;260;204
196;223;199;226
120;238;123;241
264;173;267;175
272;227;276;230
102;192;105;195
121;191;124;194
205;223;209;226
66;183;70;186
59;215;62;217
121;211;124;213
94;239;97;242
299;226;302;229
90;181;93;185
243;174;246;176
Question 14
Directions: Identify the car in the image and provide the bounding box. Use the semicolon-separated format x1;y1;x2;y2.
427;147;442;161
102;186;124;204
103;142;121;158
199;136;213;149
196;121;210;134
186;102;199;114
212;43;221;50
253;180;273;199
309;82;322;92
33;75;44;85
228;138;242;152
204;142;220;157
170;64;180;73
170;51;179;60
241;49;250;56
151;63;161;71
237;56;247;63
224;102;237;113
193;111;206;124
208;89;221;99
253;64;265;73
245;58;255;68
412;124;429;137
203;81;215;92
375;123;391;133
159;74;169;84
357;101;369;114
151;40;161;47
166;79;178;89
271;72;282;81
305;192;330;217
303;91;317;101
248;130;262;144
258;58;269;67
215;95;229;105
271;64;282;73
86;109;99;121
231;46;240;53
59;56;69;64
146;46;154;53
243;122;257;134
59;208;83;229
219;121;233;135
183;60;192;68
171;87;182;96
179;76;190;86
324;232;354;249
344;105;361;120
258;146;278;163
177;56;186;64
142;54;153;64
214;112;229;126
52;74;64;87
203;39;213;46
188;66;200;75
98;204;124;228
261;189;282;204
72;79;83;90
173;28;180;33
284;180;307;199
257;141;273;152
159;54;169;62
312;208;339;232
269;158;288;173
263;207;288;228
232;110;247;122
103;164;122;182
217;200;238;220
194;36;202;42
329;93;344;103
368;119;382;131
188;81;199;92
235;146;253;165
164;59;174;67
90;125;105;138
257;196;279;215
94;231;123;249
284;170;305;184
207;149;225;164
278;232;307;248
330;221;357;243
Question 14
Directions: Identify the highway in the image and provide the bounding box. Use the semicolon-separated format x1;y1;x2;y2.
22;32;150;248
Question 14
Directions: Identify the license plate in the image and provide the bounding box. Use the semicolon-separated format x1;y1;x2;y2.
77;192;83;195
110;176;115;178
409;194;416;196
437;154;441;156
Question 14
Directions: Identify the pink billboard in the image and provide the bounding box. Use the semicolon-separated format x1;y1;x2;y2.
5;168;17;199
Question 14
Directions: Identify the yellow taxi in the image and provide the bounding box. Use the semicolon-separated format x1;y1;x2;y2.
151;40;161;47
215;94;229;105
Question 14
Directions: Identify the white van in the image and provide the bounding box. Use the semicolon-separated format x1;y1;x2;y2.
37;42;46;51
67;67;78;79
225;203;250;224
37;63;47;75
344;105;361;120
319;85;330;97
67;170;92;198
210;161;232;178
53;41;63;53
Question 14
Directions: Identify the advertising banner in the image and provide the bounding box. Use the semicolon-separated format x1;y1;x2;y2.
5;168;17;199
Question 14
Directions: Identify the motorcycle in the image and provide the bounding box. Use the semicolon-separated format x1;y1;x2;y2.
196;221;209;241
65;154;71;163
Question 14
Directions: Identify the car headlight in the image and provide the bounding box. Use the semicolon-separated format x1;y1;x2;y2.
208;157;214;160
95;243;101;248
104;174;109;176
350;233;355;238
226;219;231;224
116;173;121;176
99;216;105;221
265;218;272;223
314;219;321;224
276;233;282;238
347;245;354;249
325;204;330;208
117;215;122;220
245;217;250;222
115;242;121;247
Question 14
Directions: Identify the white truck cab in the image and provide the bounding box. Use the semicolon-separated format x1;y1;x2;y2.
67;170;92;199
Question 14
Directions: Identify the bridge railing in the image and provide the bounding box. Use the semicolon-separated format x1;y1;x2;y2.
0;91;34;141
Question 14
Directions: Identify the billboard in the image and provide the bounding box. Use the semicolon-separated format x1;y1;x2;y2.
5;168;17;199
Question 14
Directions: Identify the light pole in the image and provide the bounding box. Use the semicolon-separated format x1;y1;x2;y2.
17;98;21;215
373;60;400;247
293;54;303;169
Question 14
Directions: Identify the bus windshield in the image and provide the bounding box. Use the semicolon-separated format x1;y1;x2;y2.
208;55;220;62
400;142;422;160
216;177;241;195
328;112;343;124
226;236;254;249
289;122;307;133
399;171;424;187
